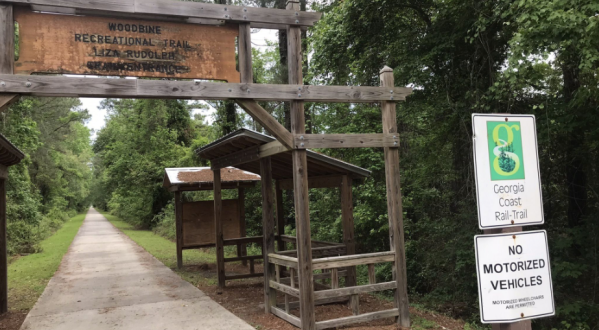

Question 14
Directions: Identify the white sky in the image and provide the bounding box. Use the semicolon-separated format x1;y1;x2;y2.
82;28;278;140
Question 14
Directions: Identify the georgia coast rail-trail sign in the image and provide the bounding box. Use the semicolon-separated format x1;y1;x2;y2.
472;114;544;229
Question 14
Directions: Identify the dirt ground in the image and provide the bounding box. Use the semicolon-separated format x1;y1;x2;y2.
196;262;466;330
0;312;26;330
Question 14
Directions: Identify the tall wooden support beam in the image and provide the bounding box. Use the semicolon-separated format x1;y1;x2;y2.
275;181;286;252
213;169;226;289
261;157;276;313
380;66;410;327
238;187;247;266
0;5;12;314
287;1;315;329
341;175;359;315
0;5;17;114
175;191;183;269
0;178;6;314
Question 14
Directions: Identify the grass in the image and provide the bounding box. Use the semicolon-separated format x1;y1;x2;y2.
101;212;220;287
8;213;86;311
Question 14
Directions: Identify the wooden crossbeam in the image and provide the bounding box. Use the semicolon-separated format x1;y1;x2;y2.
0;75;412;103
0;94;18;113
235;101;294;148
0;0;322;26
294;133;399;149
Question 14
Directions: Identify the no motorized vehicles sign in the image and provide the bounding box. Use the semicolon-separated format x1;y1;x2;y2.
474;230;555;323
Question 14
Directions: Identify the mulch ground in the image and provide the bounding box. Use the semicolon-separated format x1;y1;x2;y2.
195;262;465;330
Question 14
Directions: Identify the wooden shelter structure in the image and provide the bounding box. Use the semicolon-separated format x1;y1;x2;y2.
163;167;260;270
0;0;418;328
196;129;371;290
0;134;25;313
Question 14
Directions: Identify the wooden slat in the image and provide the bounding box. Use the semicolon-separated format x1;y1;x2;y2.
380;66;410;327
238;187;247;266
213;169;225;289
268;253;298;269
261;157;276;313
314;281;397;300
224;273;264;280
341;175;359;315
271;307;301;328
280;270;347;285
182;243;214;249
276;245;346;259
175;191;183;269
312;252;395;270
368;264;376;284
0;75;412;102
315;309;400;330
223;236;263;246
236;100;294;149
270;280;300;297
279;296;348;311
275;182;286;252
295;134;399;149
277;175;344;190
0;0;321;26
0;4;16;116
224;255;263;262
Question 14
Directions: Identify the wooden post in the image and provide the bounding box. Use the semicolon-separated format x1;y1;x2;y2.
0;4;13;314
485;226;532;330
0;4;18;114
261;157;276;313
341;175;359;315
238;23;253;83
380;66;410;327
213;169;225;289
237;187;247;266
276;181;286;251
0;178;6;314
175;191;183;269
288;1;315;329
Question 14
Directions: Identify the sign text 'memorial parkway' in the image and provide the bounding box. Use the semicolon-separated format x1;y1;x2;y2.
472;114;543;229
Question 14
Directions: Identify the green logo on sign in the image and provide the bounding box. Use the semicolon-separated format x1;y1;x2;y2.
487;121;525;181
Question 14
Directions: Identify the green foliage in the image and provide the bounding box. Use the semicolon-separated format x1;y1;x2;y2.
1;97;92;255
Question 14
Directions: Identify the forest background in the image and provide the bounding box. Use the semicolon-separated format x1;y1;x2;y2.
1;0;598;329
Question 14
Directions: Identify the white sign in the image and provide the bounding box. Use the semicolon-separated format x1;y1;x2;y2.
472;114;544;229
475;230;555;323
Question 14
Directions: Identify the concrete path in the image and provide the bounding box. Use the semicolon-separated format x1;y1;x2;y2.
21;208;254;330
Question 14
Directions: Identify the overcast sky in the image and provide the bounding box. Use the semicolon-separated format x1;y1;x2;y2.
82;28;278;140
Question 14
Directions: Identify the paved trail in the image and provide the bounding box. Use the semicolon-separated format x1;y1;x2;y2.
21;208;254;330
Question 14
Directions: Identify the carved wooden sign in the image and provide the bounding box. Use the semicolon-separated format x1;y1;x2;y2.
13;9;240;82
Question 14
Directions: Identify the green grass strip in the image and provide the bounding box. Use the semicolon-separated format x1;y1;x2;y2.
101;212;218;287
8;212;86;311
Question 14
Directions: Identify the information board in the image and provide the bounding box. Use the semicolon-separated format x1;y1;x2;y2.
13;9;240;82
472;114;543;229
474;230;555;323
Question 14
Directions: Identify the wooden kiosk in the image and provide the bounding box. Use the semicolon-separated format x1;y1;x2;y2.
0;0;417;328
163;167;260;270
197;129;371;291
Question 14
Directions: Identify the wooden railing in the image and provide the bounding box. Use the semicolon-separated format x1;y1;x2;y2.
223;236;265;280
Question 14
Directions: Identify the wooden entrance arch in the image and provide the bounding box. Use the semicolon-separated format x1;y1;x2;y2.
0;0;413;328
